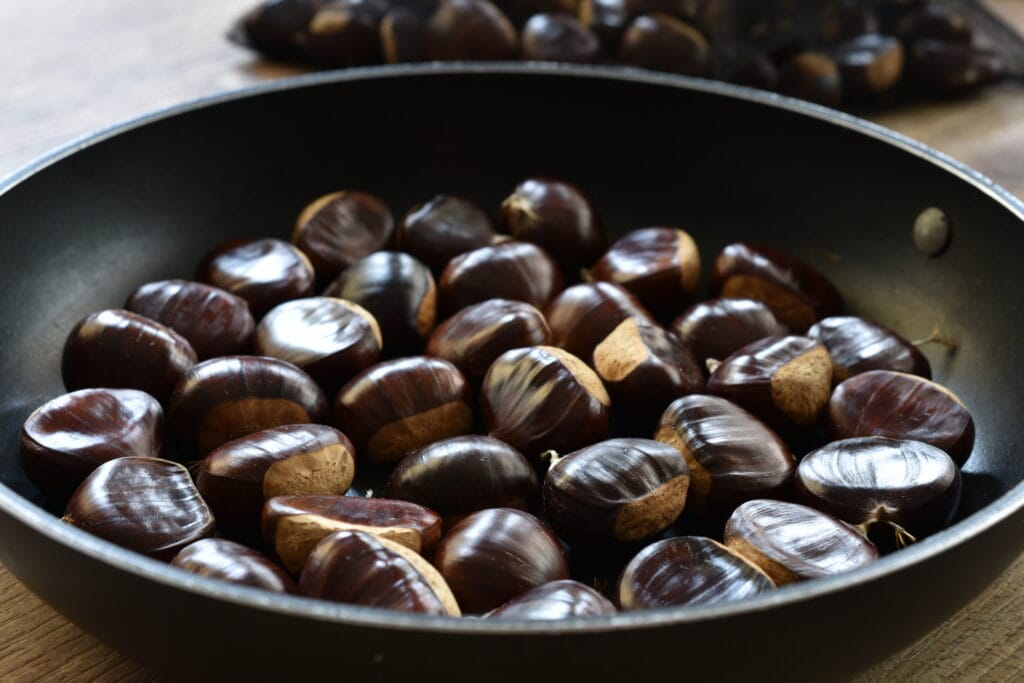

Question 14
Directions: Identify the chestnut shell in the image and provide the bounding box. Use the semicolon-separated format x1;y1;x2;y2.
292;190;394;281
196;238;316;318
171;538;295;593
397;195;498;273
486;580;616;620
807;317;930;380
671;298;789;364
545;282;655;364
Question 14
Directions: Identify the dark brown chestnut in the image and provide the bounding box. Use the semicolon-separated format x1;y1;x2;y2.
325;251;436;357
825;370;974;466
227;0;318;61
196;238;316;318
796;437;961;547
438;241;563;317
819;0;879;44
776;51;843;107
546;282;655;364
171;538;295;593
500;177;606;276
616;536;775;610
253;297;382;391
655;394;795;520
719;45;779;89
807;316;930;381
380;6;428;63
909;40;1006;93
521;13;601;64
385;436;538;526
493;0;575;26
62;309;197;404
481;346;610;461
425;0;518;61
724;499;879;585
196;424;356;538
486;580;617;620
292;190;394;282
577;0;630;56
707;336;833;433
333;357;473;464
396;195;498;273
426;299;551;386
896;4;972;44
299;530;460;615
19;388;163;499
63;457;215;561
543;438;689;545
711;242;843;332
590;227;701;321
126;279;255;360
432;508;570;613
305;0;385;67
671;298;789;365
262;495;442;575
167;356;328;459
618;14;710;76
832;34;905;97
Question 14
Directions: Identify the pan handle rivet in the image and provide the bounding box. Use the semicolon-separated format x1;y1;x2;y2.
913;207;951;257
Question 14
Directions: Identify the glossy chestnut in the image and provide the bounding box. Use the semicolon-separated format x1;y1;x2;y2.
546;282;655;364
832;34;905;98
61;309;197;404
396;195;499;273
63;457;215;561
618;14;710;77
196;238;316;318
521;13;601;64
167;356;328;459
909;40;1006;93
896;4;972;44
577;0;630;56
171;538;295;593
438;241;563;318
432;508;570;613
227;0;318;60
380;6;428;63
776;52;843;108
671;298;789;365
425;0;518;61
305;1;384;67
292;190;394;281
825;370;974;466
807;316;930;380
486;580;617;620
333;357;473;464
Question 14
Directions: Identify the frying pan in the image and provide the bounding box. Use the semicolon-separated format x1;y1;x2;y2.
0;65;1022;681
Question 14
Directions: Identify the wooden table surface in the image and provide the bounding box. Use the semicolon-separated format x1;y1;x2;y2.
1;1;1023;680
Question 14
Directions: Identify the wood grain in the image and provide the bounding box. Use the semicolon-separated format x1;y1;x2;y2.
0;0;1022;680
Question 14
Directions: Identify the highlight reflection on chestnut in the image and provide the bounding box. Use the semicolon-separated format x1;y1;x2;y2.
292;190;394;281
486;580;616;620
171;538;295;593
196;238;316;317
807;317;930;380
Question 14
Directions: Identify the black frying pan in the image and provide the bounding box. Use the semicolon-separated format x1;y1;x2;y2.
0;65;1022;681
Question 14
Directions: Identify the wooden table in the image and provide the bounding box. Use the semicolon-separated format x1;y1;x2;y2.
1;1;1022;680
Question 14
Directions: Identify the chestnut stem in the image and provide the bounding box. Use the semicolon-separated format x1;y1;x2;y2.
705;358;721;374
857;519;918;549
912;321;958;350
540;449;563;471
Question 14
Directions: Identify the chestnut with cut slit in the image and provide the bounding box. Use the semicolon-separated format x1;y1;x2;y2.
546;282;655;364
671;298;789;365
486;580;617;620
425;0;518;61
397;195;498;273
292;190;394;281
438;241;563;317
807;317;930;380
171;538;295;593
618;14;710;76
196;238;316;318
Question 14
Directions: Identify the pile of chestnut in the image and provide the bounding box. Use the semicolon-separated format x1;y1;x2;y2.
19;177;974;620
228;0;1010;109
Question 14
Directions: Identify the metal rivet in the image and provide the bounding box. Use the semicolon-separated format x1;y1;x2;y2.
913;207;951;256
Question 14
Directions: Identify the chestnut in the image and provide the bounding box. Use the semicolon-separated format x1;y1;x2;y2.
171;538;295;593
654;395;795;520
62;309;197;404
590;227;701;322
167;356;328;459
832;34;905;97
671;298;789;365
481;346;610;461
577;0;630;57
521;14;601;64
546;282;655;364
196;424;356;538
486;580;617;620
896;4;972;44
63;457;215;561
253;297;382;391
776;52;843;107
616;536;775;610
819;0;879;44
438;241;563;318
19;388;163;499
707;336;833;433
396;195;498;273
426;299;551;386
380;6;428;63
719;45;779;89
543;438;689;545
305;0;384;67
333;357;473;464
432;508;570;613
299;530;460;615
710;243;843;331
493;0;575;26
796;437;961;547
385;436;538;526
262;495;442;575
126;279;255;360
325;251;436;357
292;190;394;282
196;238;316;318
500;178;606;276
807;316;930;380
909;40;1006;93
618;14;710;76
724;499;879;585
825;370;974;466
227;0;318;61
425;0;518;61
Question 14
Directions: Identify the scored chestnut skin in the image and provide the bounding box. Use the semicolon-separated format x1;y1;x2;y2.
671;298;789;365
808;317;930;381
426;299;552;386
546;282;655;364
724;499;879;585
292;190;394;282
385;436;538;526
64;457;215;561
425;0;518;61
397;195;499;273
618;14;710;77
196;238;316;318
825;370;974;466
433;508;570;614
617;536;775;610
543;438;690;545
481;346;611;461
299;530;461;616
711;242;843;331
167;355;328;459
126;279;255;360
520;13;601;64
254;297;383;391
486;580;617;620
333;357;473;464
171;538;295;593
62;309;197;404
654;394;796;520
19;388;163;499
